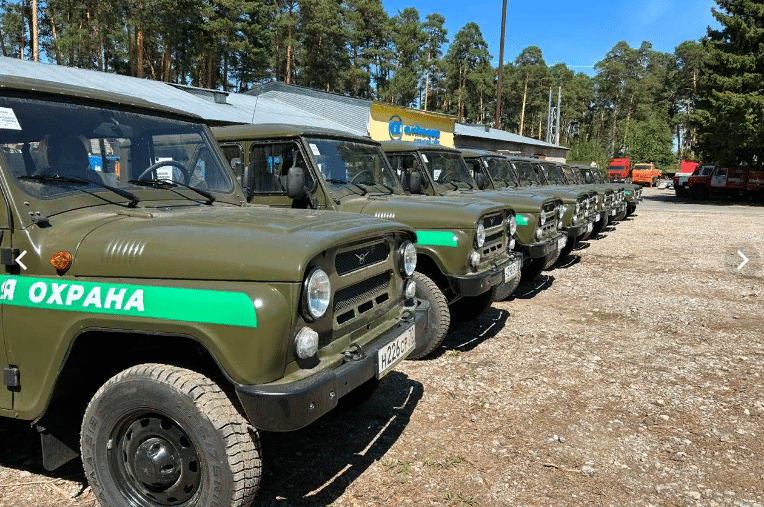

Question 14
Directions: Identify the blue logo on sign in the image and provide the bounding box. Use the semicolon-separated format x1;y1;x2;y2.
389;115;403;140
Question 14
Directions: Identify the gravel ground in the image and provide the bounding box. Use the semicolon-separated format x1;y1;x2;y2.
1;187;763;507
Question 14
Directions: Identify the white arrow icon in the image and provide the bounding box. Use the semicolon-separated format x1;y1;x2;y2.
737;251;749;270
15;250;27;270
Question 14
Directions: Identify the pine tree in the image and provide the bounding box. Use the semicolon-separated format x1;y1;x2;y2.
695;0;764;164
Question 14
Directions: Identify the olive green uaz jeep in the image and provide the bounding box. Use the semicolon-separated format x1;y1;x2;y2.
0;78;426;507
381;142;563;283
214;125;521;360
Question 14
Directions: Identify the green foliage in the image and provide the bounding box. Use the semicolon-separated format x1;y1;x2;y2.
695;0;764;164
626;112;676;171
567;138;609;170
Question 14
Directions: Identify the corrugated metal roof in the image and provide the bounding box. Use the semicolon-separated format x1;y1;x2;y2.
0;58;362;131
246;82;370;137
455;123;568;150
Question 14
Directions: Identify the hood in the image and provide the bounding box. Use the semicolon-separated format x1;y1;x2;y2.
40;205;412;282
338;194;504;230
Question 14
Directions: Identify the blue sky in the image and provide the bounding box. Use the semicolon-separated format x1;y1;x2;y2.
381;0;720;75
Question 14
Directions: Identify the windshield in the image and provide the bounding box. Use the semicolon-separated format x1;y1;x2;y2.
539;164;565;185
580;169;596;184
513;161;540;186
0;96;234;202
485;156;518;187
306;137;401;194
609;165;626;172
420;151;476;190
561;166;582;184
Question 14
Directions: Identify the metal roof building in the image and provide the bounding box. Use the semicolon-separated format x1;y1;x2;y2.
0;58;568;160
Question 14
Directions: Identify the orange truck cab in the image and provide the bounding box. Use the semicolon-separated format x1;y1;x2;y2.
631;163;662;186
606;158;631;182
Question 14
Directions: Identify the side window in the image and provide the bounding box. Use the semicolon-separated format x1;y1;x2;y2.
219;144;243;176
249;143;313;194
715;167;727;177
389;154;428;191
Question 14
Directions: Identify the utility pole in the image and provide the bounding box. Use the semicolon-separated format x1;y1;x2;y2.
555;86;561;145
546;87;552;143
494;0;508;129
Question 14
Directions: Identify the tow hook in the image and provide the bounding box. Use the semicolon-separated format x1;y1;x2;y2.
343;343;365;362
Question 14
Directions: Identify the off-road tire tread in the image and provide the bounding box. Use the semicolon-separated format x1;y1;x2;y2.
409;272;450;359
81;363;261;507
450;286;496;322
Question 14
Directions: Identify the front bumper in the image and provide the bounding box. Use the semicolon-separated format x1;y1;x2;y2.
565;222;588;238
448;254;519;297
519;234;564;260
236;299;429;432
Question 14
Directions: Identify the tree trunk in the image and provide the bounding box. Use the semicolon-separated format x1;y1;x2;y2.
94;3;103;71
621;91;635;152
162;47;172;82
136;27;144;78
0;26;6;57
423;50;431;111
519;75;528;136
609;91;620;156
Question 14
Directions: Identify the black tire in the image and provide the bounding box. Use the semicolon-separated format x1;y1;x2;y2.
693;185;709;200
521;256;546;281
578;228;593;242
558;237;576;260
542;247;561;270
408;271;450;359
80;364;261;507
614;207;627;221
450;286;496;322
494;272;521;301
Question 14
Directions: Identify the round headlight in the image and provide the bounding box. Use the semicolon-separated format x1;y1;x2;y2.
508;214;517;236
557;205;564;219
575;202;581;214
303;267;331;320
475;222;486;248
557;219;563;229
405;279;417;300
509;238;516;250
469;251;480;270
294;327;319;359
534;227;543;241
400;241;417;277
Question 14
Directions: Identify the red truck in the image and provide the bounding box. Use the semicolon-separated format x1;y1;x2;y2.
607;158;631;182
673;160;702;196
687;165;764;200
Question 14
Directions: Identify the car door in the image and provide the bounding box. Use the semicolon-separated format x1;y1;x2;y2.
0;184;12;410
711;167;727;188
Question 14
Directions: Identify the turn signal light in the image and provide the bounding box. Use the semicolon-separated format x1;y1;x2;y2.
50;251;73;272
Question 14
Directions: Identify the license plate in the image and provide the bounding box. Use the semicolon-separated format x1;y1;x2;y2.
586;222;593;233
504;259;520;282
610;209;617;216
377;324;416;377
557;236;567;251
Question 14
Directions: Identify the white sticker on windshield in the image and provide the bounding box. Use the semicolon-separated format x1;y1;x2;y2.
309;143;321;156
433;169;442;180
421;154;429;163
0;107;22;130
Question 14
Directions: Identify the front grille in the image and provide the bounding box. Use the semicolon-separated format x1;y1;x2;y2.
482;212;504;229
480;212;507;258
334;272;392;324
335;241;390;276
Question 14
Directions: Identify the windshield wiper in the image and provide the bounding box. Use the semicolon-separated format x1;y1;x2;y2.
19;174;139;207
325;178;367;195
374;181;395;193
129;178;215;205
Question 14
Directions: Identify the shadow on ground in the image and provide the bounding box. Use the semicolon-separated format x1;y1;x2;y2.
254;371;423;506
440;307;510;355
510;274;556;300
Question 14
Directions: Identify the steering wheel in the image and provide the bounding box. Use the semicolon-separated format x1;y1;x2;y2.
351;170;374;184
137;160;190;184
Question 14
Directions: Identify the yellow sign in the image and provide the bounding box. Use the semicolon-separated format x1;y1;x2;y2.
369;104;455;148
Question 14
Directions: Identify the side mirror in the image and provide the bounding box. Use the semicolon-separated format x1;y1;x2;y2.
241;164;254;201
287;165;307;200
475;172;487;190
409;171;423;194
